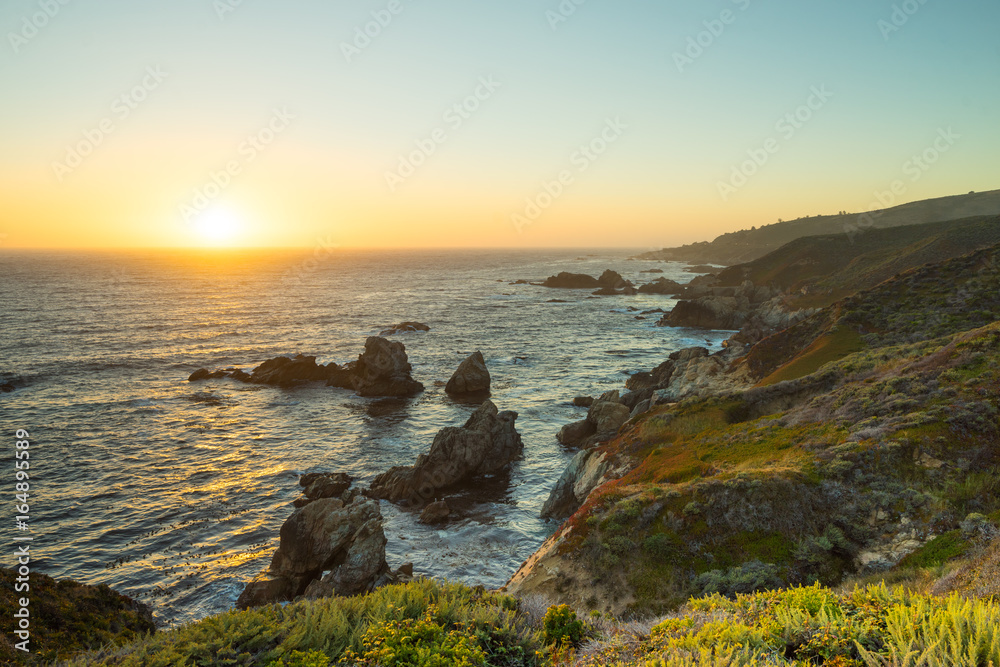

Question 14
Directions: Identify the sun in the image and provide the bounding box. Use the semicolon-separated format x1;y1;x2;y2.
193;207;244;246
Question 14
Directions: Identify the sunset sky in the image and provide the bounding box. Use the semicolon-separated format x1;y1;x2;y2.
1;0;997;249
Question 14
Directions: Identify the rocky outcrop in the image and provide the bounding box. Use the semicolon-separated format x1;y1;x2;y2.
348;337;424;397
541;272;601;289
380;322;430;336
637;277;685;295
445;351;491;395
540;270;634;290
237;494;399;608
250;355;337;387
659;281;787;331
189;356;344;387
661;296;747;329
557;391;631;448
540;448;618;519
367;400;523;506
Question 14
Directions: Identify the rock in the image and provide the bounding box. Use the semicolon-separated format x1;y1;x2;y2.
231;369;252;382
237;495;391;608
236;572;296;609
351;337;424;397
445;351;491;395
251;355;337;387
659;297;749;330
541;272;601;289
368;400;523;505
419;500;451;524
641;268;664;274
588;400;631;435
557;420;596;447
637;278;685;295
573;396;594;408
591;287;620;296
547;299;570;303
598;270;631;289
396;562;414;578
670;347;709;362
685;265;721;274
380;322;430;336
540;449;616;519
301;472;353;501
630;399;652;418
188;368;211;382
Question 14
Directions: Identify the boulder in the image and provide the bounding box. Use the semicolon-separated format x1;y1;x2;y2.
236;495;390;608
591;287;620;296
557;420;596;447
351;337;424;397
541;272;601;289
588;400;631;434
380;322;430;336
301;472;353;501
573;396;594;408
367;400;523;506
540;449;616;519
641;268;664;274
445;351;491;395
419;500;451;524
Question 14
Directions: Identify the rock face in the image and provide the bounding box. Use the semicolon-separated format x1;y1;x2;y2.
540;448;617;519
367;400;523;506
541;272;602;289
445;351;491;395
350;337;424;397
236;494;393;609
661;296;747;329
380;322;430;336
557;391;631;448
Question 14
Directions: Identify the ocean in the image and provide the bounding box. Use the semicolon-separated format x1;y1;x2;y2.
0;248;730;626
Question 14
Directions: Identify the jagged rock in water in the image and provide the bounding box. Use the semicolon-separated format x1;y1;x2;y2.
236;496;391;608
445;351;491;395
367;400;523;506
351;337;424;397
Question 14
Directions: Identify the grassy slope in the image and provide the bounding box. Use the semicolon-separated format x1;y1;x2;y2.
712;215;1000;298
0;569;155;664
635;189;1000;265
745;241;1000;384
509;244;1000;621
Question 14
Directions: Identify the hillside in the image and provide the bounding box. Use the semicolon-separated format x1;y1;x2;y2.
713;215;1000;306
507;242;1000;620
635;189;1000;265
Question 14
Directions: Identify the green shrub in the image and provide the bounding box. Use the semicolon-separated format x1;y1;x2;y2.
542;604;583;647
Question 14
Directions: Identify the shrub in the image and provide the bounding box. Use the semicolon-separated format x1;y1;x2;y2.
348;604;486;667
695;561;783;597
542;604;584;647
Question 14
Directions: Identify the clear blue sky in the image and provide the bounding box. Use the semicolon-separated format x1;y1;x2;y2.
1;0;997;247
